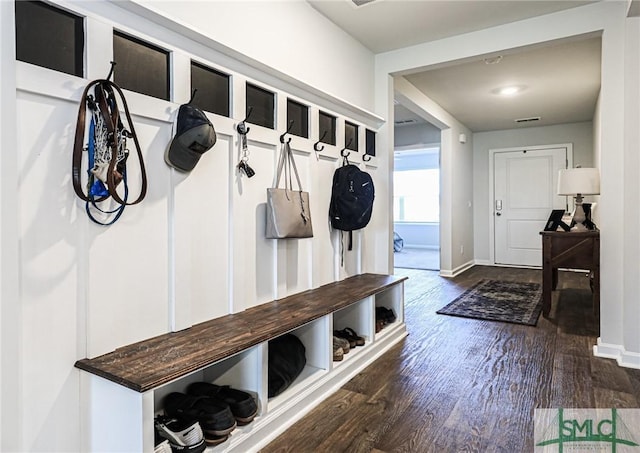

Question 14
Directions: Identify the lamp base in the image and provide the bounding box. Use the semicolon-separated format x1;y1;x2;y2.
570;199;589;232
571;221;589;232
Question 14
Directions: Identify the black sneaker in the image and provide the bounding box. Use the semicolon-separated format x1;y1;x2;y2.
187;382;258;425
376;306;397;324
164;392;237;437
154;416;206;453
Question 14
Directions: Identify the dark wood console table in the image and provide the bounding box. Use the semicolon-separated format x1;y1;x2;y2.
540;230;600;318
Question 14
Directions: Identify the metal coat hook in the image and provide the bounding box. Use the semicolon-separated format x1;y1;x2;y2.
314;130;327;152
237;107;253;135
340;138;353;157
280;120;294;144
189;89;197;104
106;61;116;82
363;154;372;162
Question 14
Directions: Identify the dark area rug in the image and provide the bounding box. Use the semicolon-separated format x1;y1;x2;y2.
436;279;543;326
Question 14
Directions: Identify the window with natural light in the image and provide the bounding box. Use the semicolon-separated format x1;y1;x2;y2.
394;169;439;222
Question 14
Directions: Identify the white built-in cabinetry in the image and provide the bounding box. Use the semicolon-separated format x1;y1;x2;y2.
76;274;406;452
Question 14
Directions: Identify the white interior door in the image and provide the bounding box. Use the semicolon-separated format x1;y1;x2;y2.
494;147;567;266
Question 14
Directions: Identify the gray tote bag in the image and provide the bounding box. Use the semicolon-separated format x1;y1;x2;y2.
266;142;313;239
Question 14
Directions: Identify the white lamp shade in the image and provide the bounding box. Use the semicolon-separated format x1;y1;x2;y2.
557;168;600;195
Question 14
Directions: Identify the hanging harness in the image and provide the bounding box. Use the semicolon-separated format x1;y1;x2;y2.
72;79;147;225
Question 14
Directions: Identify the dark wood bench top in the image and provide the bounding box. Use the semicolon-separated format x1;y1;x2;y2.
75;273;407;392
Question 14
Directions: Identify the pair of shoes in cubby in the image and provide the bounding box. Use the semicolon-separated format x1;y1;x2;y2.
188;382;258;426
160;393;235;447
334;327;365;349
375;307;396;332
160;382;258;447
333;336;350;361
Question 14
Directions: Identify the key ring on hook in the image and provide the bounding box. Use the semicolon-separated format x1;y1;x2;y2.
237;107;253;135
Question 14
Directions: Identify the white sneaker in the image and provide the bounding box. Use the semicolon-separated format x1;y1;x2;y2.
154;439;172;453
155;416;206;453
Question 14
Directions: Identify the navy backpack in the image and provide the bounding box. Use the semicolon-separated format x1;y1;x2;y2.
329;161;375;250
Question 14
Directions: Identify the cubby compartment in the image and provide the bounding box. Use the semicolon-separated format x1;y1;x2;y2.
152;345;264;431
375;281;405;337
267;317;329;411
150;347;265;452
332;296;373;365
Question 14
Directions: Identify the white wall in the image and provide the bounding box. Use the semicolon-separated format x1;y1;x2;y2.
0;2;20;451
125;0;375;113
1;1;383;451
473;121;594;263
394;223;439;249
595;3;627;362
622;15;640;364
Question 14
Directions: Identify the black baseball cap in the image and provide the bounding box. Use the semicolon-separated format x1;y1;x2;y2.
165;104;216;172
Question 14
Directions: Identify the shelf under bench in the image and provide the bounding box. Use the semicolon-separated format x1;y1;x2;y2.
75;273;407;393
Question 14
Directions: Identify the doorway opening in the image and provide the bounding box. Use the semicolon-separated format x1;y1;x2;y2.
393;147;440;270
392;103;441;270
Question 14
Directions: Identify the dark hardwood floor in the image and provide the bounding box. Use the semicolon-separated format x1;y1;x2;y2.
260;266;640;453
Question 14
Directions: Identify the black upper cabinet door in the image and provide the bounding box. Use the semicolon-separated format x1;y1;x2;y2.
318;111;336;146
286;99;309;138
345;121;359;151
366;129;376;156
190;61;230;117
15;1;84;77
113;31;170;101
246;83;275;129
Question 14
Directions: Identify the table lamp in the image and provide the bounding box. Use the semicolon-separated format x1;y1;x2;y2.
557;167;600;232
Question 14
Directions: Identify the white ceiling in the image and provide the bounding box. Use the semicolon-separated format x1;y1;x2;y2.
403;36;601;132
308;0;602;133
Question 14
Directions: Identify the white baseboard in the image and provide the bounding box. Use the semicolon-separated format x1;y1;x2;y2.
439;258;547;277
473;260;542;270
593;338;640;369
402;245;439;250
439;260;474;278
